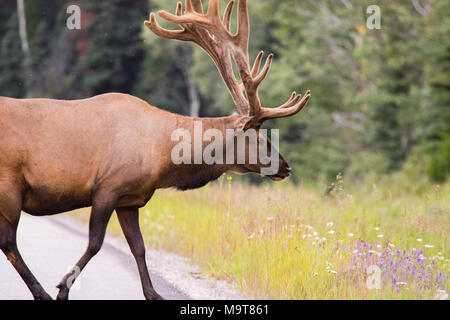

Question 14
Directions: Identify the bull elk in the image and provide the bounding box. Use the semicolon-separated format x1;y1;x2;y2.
0;0;310;300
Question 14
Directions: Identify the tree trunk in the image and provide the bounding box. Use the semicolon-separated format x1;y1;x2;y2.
182;65;201;118
17;0;33;96
172;46;201;117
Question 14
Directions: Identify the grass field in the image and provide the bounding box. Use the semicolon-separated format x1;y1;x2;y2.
76;174;449;300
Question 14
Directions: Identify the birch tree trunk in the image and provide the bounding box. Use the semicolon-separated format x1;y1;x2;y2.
17;0;33;95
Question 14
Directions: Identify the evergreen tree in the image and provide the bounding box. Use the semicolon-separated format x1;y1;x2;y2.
83;0;148;95
0;0;25;98
424;0;450;181
366;2;425;170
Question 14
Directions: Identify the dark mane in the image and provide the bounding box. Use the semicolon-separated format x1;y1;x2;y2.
176;166;224;191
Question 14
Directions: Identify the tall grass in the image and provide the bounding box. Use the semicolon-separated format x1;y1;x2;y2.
80;176;449;299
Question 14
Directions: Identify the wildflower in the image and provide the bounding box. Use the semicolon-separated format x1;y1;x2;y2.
424;245;434;248
259;229;264;234
227;176;233;181
313;232;318;236
376;244;382;249
377;234;384;238
313;272;319;276
374;227;380;231
416;238;423;242
328;230;335;235
330;270;338;275
326;222;334;228
322;237;327;242
388;243;395;248
248;233;256;239
314;237;319;241
348;233;354;237
396;282;407;286
302;234;307;239
267;216;274;221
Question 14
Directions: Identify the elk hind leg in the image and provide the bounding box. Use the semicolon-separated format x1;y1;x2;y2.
56;193;116;300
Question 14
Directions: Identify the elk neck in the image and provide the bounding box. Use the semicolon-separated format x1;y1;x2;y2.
153;114;241;191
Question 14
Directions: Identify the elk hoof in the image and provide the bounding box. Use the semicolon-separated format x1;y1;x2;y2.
147;292;164;300
56;287;70;300
34;292;53;300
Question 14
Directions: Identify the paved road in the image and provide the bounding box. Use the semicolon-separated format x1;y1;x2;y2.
0;213;190;300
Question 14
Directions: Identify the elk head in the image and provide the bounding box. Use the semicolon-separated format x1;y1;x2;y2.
145;0;311;181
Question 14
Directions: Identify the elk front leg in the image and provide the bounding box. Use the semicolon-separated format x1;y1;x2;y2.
56;193;115;300
0;206;52;300
116;207;163;300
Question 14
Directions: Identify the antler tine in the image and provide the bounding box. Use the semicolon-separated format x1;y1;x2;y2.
184;0;193;13
279;92;302;109
223;0;235;32
254;53;274;86
207;0;220;20
251;51;264;77
190;0;204;13
237;0;250;47
176;2;183;16
145;13;192;41
260;91;311;120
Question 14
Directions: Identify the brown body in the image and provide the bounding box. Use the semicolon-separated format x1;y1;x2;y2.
0;0;310;300
1;93;239;218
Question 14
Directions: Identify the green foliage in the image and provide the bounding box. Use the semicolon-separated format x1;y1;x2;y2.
423;0;450;154
364;2;425;171
427;135;450;183
0;1;25;98
83;0;148;95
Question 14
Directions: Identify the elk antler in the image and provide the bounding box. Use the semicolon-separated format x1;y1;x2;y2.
145;0;311;127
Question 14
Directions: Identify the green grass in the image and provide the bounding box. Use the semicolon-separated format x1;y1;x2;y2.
76;176;449;299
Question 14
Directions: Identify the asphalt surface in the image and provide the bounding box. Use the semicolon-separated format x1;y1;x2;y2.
0;213;190;300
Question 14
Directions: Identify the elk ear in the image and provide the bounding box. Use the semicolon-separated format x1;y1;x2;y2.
234;116;255;131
